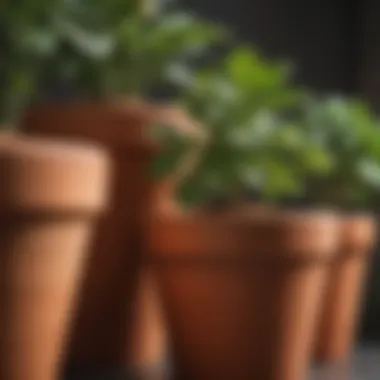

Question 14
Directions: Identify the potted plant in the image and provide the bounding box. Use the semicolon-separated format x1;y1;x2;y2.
148;47;340;380
20;0;224;377
0;3;111;380
299;96;379;363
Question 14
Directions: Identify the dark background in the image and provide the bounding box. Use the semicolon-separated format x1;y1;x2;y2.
180;0;380;341
180;0;380;104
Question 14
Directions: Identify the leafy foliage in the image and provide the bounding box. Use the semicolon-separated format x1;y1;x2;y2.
0;0;62;125
152;47;333;207
301;96;380;209
40;0;227;98
0;0;225;126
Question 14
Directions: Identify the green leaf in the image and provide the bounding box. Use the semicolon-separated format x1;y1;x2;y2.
225;47;292;90
19;29;60;57
358;159;380;189
148;13;225;55
59;21;116;60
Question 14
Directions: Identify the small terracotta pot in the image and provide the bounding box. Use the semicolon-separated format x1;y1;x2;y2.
0;135;109;380
314;213;377;363
149;210;339;380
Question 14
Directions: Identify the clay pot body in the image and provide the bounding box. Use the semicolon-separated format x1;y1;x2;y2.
128;268;167;379
0;135;109;380
21;103;166;375
314;214;377;363
150;211;339;380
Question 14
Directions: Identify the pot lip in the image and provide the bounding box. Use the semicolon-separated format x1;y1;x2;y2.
165;202;378;224
23;101;162;154
153;205;340;229
150;206;340;262
27;99;154;122
0;134;109;163
0;129;20;145
314;209;379;248
337;210;377;221
24;98;190;131
152;209;341;261
0;135;110;214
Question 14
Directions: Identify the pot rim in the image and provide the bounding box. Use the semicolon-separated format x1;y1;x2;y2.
0;135;109;214
150;208;340;264
337;213;378;255
21;102;160;154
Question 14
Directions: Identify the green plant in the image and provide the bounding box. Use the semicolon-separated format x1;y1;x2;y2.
151;47;333;208
0;1;62;126
302;96;380;210
39;0;226;98
0;0;225;126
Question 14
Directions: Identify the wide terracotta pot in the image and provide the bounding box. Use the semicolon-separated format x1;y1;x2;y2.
21;101;183;377
149;210;339;380
314;213;377;363
0;135;109;380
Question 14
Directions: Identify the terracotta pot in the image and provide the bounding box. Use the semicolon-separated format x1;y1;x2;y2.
127;267;167;379
149;210;339;380
21;101;202;377
314;213;377;363
0;135;109;380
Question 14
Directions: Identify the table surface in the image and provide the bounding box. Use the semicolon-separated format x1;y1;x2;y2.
310;345;380;380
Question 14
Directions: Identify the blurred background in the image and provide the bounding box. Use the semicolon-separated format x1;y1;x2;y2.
179;0;377;101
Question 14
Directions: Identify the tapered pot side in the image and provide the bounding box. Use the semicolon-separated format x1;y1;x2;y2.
0;136;109;380
21;102;166;376
314;213;377;364
149;210;339;380
127;268;167;375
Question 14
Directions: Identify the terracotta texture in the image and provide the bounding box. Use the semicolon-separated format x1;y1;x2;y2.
149;210;339;380
21;101;201;375
0;135;109;380
314;214;377;363
128;268;166;373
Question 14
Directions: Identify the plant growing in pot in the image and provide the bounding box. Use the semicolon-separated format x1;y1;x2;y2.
20;1;224;377
156;47;336;208
0;4;111;380
299;96;379;364
148;47;340;380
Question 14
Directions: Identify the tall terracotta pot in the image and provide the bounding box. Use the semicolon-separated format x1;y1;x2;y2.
149;210;339;380
314;213;377;363
21;101;203;377
127;267;167;380
0;135;109;380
